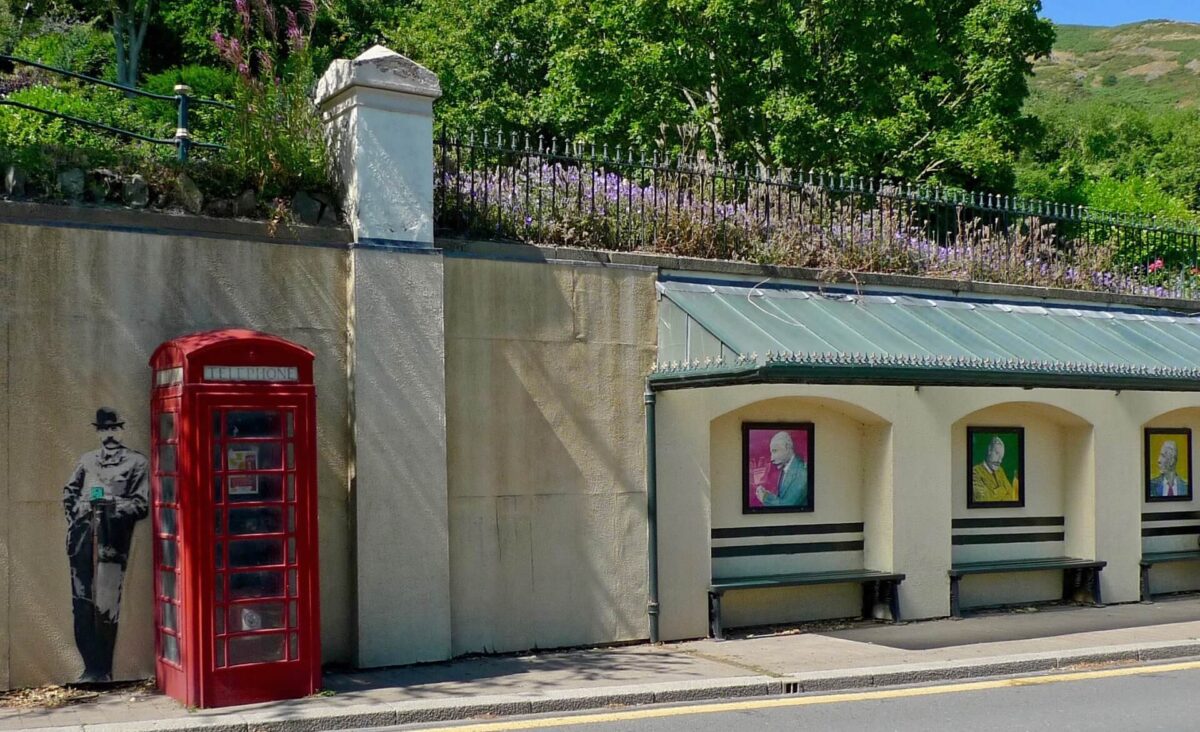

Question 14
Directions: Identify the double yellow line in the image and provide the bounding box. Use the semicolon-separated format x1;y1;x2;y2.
420;659;1200;731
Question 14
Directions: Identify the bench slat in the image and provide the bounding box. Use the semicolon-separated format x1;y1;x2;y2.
950;557;1104;577
1141;551;1200;566
711;569;904;591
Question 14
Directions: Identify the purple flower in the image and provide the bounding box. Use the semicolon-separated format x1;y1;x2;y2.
285;8;303;49
236;0;251;30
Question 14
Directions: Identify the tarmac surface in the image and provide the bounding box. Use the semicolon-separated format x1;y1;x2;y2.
5;597;1200;732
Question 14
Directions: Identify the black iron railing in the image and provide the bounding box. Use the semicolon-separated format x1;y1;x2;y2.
435;131;1200;299
0;54;233;161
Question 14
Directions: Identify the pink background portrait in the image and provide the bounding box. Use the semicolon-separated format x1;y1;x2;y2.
746;427;811;508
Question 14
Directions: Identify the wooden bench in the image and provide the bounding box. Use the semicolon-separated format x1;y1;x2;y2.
1139;551;1200;601
948;557;1105;618
708;569;905;640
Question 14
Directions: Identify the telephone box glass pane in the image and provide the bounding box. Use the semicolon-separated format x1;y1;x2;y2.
159;412;175;441
228;634;284;665
160;570;176;600
229;602;285;631
289;632;298;660
160;540;177;568
228;474;282;502
286;412;294;438
159;507;177;536
161;633;180;663
228;443;281;471
286;443;295;469
160;476;176;503
289;601;298;627
230;571;284;599
229;539;283;568
228;507;282;535
287;506;295;532
215;542;223;569
287;538;295;564
161;602;177;631
215;510;223;535
286;474;295;501
214;606;225;634
288;569;298;597
226;411;282;438
158;444;176;472
215;640;226;668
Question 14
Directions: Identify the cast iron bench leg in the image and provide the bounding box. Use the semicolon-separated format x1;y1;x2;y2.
709;591;724;641
1091;567;1103;605
862;580;877;618
887;580;901;622
1140;563;1152;602
950;575;961;618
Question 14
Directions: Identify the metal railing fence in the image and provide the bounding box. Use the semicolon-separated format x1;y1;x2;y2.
435;131;1200;299
0;54;233;161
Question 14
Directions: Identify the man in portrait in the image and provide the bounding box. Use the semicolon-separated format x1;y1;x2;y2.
62;408;150;683
754;431;809;507
1150;439;1189;498
972;434;1017;503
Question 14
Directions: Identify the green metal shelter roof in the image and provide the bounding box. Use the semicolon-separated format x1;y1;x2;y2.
650;277;1200;391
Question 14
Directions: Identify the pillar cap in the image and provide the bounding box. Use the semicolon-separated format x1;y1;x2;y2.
316;45;442;108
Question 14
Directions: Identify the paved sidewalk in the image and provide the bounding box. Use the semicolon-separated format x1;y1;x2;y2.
6;597;1200;732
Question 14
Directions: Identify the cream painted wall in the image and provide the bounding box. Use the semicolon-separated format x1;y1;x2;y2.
948;404;1090;609
442;257;657;655
655;383;1200;639
1142;408;1200;593
0;222;352;688
707;398;889;626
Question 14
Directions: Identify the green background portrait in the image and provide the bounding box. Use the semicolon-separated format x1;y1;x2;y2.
971;430;1021;478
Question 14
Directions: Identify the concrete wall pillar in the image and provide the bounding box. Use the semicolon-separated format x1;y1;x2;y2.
316;46;441;246
317;48;451;666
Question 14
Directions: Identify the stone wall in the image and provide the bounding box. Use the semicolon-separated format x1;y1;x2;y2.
0;208;354;688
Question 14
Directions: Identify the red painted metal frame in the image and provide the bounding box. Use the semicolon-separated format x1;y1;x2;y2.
150;330;320;708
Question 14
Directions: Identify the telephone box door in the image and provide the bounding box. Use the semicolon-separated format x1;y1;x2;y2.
199;393;319;704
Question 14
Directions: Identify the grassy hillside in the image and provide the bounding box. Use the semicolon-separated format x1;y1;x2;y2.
1029;20;1200;109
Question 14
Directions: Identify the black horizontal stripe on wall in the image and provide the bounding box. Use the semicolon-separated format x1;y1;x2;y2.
711;523;864;540
951;532;1065;545
1142;511;1200;522
1142;525;1200;537
952;517;1064;529
711;540;864;558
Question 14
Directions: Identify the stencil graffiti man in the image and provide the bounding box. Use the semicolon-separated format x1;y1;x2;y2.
63;408;149;682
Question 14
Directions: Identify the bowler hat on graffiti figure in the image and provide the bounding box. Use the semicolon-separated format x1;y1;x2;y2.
91;408;125;429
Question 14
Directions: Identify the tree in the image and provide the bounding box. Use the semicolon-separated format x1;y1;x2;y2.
389;0;1054;190
105;0;152;87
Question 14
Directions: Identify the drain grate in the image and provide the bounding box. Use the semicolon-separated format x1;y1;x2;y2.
783;681;802;694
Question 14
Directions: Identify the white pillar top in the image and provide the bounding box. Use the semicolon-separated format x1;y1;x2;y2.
315;45;442;108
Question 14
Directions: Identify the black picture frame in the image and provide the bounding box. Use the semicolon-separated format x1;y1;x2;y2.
966;426;1025;509
742;422;815;514
1145;428;1192;503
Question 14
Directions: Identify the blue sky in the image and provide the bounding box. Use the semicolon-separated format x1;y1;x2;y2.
1041;0;1200;26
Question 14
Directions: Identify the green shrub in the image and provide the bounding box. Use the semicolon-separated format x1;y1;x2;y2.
137;65;239;144
0;83;173;177
13;21;114;77
213;0;331;198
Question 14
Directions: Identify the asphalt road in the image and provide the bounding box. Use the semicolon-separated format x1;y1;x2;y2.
391;661;1200;732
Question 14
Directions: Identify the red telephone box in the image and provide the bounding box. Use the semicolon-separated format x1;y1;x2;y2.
149;329;320;708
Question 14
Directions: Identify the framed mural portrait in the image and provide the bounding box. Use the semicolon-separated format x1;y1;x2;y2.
742;422;814;513
1145;428;1192;503
967;426;1025;509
